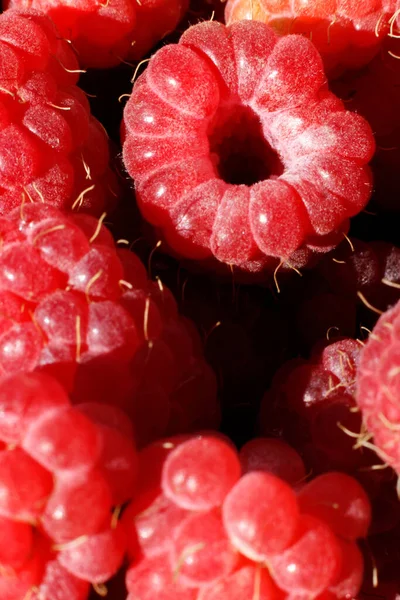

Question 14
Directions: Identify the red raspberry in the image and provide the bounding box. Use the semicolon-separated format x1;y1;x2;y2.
0;371;138;598
332;40;400;211
225;0;397;77
356;298;400;476
0;203;219;447
0;10;118;216
123;21;374;278
5;0;189;69
123;432;369;600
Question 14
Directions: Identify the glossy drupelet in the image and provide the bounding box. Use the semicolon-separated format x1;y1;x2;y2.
0;10;118;216
123;21;375;278
0;203;219;447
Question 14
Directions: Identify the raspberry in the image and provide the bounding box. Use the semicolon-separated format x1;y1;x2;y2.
356;298;400;476
225;0;397;76
5;0;189;68
124;432;369;600
239;437;306;485
0;370;135;597
0;10;117;216
123;21;374;277
0;203;218;446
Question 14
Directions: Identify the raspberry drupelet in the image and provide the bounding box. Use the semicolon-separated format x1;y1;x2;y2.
356;298;400;476
224;0;397;77
0;9;118;216
5;0;189;69
122;20;375;279
0;203;219;447
123;433;370;600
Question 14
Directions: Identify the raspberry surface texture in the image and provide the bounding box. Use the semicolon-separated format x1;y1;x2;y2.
5;0;189;68
356;298;400;475
224;0;397;76
123;20;375;278
0;370;135;599
0;203;218;447
123;432;369;600
0;9;118;215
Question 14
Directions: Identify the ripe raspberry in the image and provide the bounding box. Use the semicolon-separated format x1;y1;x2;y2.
259;337;378;474
123;21;374;277
0;9;118;216
5;0;189;69
225;0;397;76
0;203;218;446
0;371;138;598
332;40;400;211
124;432;369;600
356;298;400;476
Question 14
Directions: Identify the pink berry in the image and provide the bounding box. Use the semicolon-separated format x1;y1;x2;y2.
123;20;374;276
30;558;90;600
225;0;396;76
269;515;342;596
328;539;364;599
126;554;197;600
356;298;400;475
297;472;371;540
58;523;127;584
41;468;113;543
239;437;306;486
0;10;117;215
198;565;283;600
170;510;239;588
0;446;53;521
222;471;299;561
162;436;241;511
0;515;33;570
22;405;102;475
0;371;69;445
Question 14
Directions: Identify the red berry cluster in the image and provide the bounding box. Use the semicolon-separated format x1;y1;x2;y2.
0;9;117;216
356;297;400;476
225;0;397;76
0;371;135;599
124;434;370;600
122;20;375;277
5;0;189;68
0;203;218;447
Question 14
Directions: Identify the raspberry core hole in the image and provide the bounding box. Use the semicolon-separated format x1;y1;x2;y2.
208;104;284;186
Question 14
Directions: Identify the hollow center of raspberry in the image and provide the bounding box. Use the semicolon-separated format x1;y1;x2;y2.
208;104;284;186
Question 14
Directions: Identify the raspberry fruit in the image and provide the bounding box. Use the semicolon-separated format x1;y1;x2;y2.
0;371;137;598
356;298;400;476
5;0;189;69
225;0;397;77
123;21;374;277
0;9;117;216
0;203;218;447
124;432;369;600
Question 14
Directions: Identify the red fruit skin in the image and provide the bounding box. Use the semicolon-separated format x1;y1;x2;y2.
269;515;342;597
30;558;90;600
225;0;396;77
162;436;241;511
0;204;218;447
222;471;300;561
58;523;127;584
239;437;306;486
297;472;371;540
123;20;374;278
0;10;117;215
356;299;400;475
5;0;189;69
